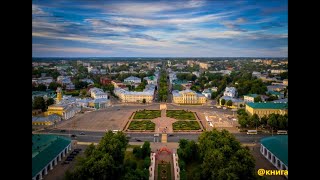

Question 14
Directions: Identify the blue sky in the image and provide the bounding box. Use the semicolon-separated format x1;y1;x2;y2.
32;0;288;57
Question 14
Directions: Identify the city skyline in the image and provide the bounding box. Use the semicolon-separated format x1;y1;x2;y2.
32;0;288;57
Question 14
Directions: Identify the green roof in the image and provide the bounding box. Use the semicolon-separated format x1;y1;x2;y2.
32;134;71;177
244;94;259;98
261;135;288;166
246;102;287;109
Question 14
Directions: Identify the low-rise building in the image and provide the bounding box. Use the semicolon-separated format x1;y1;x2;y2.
267;85;286;92
144;76;157;85
245;102;288;117
46;104;81;120
243;94;259;102
80;78;94;85
100;76;112;85
124;76;141;84
89;87;108;99
260;136;288;179
271;69;288;74
223;87;237;98
32;114;61;126
172;89;206;104
32;134;72;180
114;84;155;103
202;89;212;99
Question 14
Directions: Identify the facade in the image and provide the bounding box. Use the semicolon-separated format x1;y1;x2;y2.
202;89;212;99
124;76;141;84
199;62;210;69
172;89;206;104
89;87;108;99
283;79;288;86
271;69;288;74
32;134;72;180
143;76;157;85
260;135;288;179
245;102;288;117
243;94;259;102
223;87;237;98
100;76;112;85
46;104;81;120
32;114;61;126
219;96;244;108
114;84;155;103
111;80;124;88
267;85;286;92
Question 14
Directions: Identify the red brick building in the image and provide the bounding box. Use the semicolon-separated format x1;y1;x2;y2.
100;77;112;85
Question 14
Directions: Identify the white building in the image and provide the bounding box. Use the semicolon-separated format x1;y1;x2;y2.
202;89;212;99
89;88;108;99
223;87;237;98
271;69;288;74
144;76;157;85
124;76;141;84
192;71;200;77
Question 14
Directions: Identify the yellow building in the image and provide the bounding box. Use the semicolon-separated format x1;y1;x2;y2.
114;88;154;103
172;89;206;104
199;62;210;69
245;102;288;118
47;104;80;120
32;114;61;126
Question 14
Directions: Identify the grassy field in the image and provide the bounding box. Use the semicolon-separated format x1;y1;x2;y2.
166;110;196;120
128;120;155;130
158;163;171;180
173;121;200;130
133;110;161;119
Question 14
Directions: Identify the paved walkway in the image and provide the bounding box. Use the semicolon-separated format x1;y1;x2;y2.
152;110;177;134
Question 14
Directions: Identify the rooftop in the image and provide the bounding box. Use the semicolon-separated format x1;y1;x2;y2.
32;134;71;177
261;135;288;166
244;94;259;98
246;102;288;109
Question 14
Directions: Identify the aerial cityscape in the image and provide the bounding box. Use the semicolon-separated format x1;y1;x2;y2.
32;0;288;180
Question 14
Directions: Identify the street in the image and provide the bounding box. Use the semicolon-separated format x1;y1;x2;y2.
36;129;271;144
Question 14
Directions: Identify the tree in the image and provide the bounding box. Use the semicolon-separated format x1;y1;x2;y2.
260;115;268;127
267;114;278;130
239;104;244;108
33;96;46;111
220;98;226;106
211;92;218;100
46;98;55;107
48;82;61;90
226;100;233;106
141;141;151;159
249;114;260;128
37;84;47;91
142;98;146;104
254;96;262;102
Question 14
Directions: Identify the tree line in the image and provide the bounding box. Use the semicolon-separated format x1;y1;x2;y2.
178;129;261;180
65;131;151;180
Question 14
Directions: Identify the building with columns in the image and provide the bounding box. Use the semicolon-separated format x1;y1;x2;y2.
260;135;288;179
32;134;72;180
172;89;206;105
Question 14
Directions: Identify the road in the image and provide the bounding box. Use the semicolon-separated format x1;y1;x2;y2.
36;129;271;144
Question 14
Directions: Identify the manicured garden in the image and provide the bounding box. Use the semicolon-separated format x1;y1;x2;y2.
173;121;200;130
166;110;196;120
133;110;161;119
158;163;171;180
128;120;155;130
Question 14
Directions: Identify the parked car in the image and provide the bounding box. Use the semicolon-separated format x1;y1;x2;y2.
60;130;66;132
168;134;174;137
71;134;77;138
79;132;85;135
135;138;142;142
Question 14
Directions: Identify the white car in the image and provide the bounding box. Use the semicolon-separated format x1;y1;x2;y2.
210;107;214;108
223;107;227;110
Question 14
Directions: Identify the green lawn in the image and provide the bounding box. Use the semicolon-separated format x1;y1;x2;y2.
173;121;201;130
133;110;161;119
158;163;171;180
166;110;196;120
128;120;155;130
